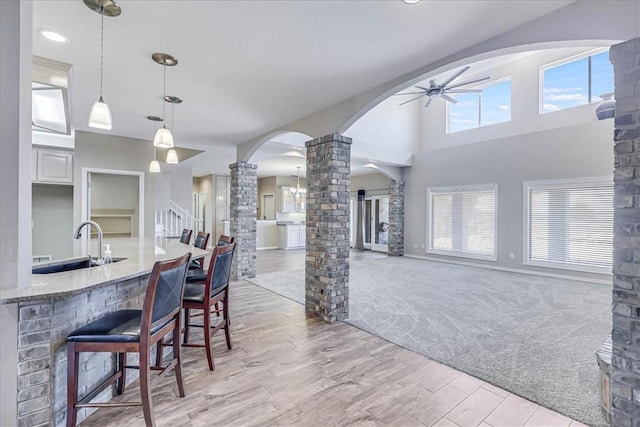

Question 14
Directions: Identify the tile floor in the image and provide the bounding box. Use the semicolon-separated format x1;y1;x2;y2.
81;276;587;427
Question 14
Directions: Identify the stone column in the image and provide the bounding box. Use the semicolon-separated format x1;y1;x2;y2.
229;162;257;280
305;133;351;322
610;37;640;427
388;180;405;257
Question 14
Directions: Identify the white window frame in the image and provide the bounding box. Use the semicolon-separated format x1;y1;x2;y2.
523;176;613;274
539;47;610;115
446;77;512;134
426;183;498;261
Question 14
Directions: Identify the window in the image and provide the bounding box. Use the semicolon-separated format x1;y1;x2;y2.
525;178;613;273
427;185;497;260
541;49;613;114
448;79;511;133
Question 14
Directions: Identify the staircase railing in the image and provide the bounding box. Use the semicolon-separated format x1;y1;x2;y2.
155;200;203;238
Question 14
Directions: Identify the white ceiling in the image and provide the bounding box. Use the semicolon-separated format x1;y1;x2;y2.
32;0;575;177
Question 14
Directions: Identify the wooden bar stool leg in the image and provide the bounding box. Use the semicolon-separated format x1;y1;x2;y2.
117;352;127;395
183;308;190;344
203;306;214;371
223;292;232;350
172;320;186;397
139;347;155;427
66;343;79;427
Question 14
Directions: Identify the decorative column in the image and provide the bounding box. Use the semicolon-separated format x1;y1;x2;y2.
610;37;640;427
388;180;405;257
229;162;257;280
305;133;351;322
1;1;33;425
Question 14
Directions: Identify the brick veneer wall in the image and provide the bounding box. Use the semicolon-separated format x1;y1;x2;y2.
305;133;351;323
229;162;258;280
610;37;640;427
17;276;149;427
388;180;405;257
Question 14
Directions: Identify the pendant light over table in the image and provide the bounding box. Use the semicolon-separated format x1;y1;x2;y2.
84;0;121;130
152;53;178;148
147;115;163;173
164;95;182;164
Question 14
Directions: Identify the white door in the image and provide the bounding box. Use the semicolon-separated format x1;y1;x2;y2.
263;194;275;220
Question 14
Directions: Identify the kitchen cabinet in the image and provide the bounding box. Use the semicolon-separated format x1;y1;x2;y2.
277;223;306;249
32;147;73;184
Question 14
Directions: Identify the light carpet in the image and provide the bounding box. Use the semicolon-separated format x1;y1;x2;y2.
248;256;611;426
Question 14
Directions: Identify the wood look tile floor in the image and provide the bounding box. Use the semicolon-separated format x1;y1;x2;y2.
81;278;586;427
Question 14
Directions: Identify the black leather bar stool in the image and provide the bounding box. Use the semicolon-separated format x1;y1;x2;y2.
179;228;192;244
66;253;191;427
188;231;210;270
157;243;235;371
186;234;234;284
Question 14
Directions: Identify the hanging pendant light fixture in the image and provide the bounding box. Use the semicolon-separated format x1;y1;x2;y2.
290;166;306;197
84;0;121;130
151;53;178;148
147;115;163;173
164;95;182;164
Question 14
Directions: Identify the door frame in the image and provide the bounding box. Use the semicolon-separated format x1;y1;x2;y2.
262;193;275;221
364;195;389;253
81;167;145;237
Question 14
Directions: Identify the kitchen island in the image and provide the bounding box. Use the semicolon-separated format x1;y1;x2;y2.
0;237;208;427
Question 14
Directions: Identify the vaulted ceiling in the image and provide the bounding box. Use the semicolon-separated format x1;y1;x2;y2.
32;0;579;176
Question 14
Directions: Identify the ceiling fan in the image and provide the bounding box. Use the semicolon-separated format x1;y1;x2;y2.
396;66;490;108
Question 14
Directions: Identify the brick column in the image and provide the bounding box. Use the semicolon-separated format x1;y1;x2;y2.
229;162;257;280
388;180;405;257
305;134;351;322
610;37;640;427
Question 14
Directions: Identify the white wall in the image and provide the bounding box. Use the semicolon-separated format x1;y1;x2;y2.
32;184;73;260
344;95;418;166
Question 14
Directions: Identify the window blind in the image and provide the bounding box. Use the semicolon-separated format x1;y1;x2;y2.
527;181;613;270
428;186;496;259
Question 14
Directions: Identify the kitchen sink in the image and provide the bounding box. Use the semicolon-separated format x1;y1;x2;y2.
32;257;127;274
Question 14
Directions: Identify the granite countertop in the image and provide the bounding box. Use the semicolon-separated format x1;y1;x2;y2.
0;237;209;304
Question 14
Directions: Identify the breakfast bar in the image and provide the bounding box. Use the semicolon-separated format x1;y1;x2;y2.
0;237;208;426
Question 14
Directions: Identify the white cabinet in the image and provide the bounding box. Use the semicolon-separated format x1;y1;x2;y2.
278;224;306;249
32;147;73;184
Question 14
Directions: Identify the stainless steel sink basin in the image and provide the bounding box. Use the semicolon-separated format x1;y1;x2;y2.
32;257;127;274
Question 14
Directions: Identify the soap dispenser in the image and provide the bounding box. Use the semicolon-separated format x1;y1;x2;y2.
103;244;113;264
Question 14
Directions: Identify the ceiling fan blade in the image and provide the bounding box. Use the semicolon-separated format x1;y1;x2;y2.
399;94;427;106
445;88;481;94
439;66;470;88
394;91;428;96
446;75;490;90
441;93;458;104
414;85;429;91
424;97;433;108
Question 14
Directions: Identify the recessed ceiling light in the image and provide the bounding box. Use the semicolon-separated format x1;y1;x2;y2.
403;0;423;4
40;29;66;43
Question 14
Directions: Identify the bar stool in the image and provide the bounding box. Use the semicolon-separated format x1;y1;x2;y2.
157;243;235;371
179;228;192;244
66;253;191;427
189;231;210;270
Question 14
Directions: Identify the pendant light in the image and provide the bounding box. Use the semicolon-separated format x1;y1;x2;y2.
164;96;182;164
152;53;178;148
84;0;121;130
147;116;163;173
290;166;306;197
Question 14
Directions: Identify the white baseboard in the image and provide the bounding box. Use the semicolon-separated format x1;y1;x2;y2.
403;254;611;285
257;246;279;251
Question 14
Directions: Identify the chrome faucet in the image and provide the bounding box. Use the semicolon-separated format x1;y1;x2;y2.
73;221;104;265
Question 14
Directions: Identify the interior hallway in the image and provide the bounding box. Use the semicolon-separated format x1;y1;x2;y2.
81;274;586;427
